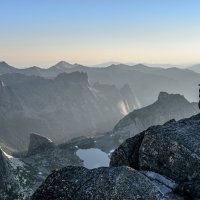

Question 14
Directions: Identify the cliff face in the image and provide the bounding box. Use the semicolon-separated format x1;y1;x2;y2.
0;148;8;185
0;72;139;151
0;147;34;200
61;92;198;154
112;92;198;144
27;133;55;156
0;133;83;199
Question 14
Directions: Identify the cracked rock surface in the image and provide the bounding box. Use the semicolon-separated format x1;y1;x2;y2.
32;166;171;200
110;114;200;199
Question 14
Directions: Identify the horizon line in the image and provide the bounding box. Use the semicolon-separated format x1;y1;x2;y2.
0;60;199;69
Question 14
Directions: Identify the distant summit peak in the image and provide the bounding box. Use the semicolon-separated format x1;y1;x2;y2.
158;91;170;100
0;61;13;68
29;66;41;69
56;61;71;65
0;61;8;65
158;92;185;101
52;61;74;70
133;63;147;67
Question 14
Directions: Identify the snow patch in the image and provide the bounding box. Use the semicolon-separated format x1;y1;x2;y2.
143;171;177;189
141;171;178;196
1;148;24;170
108;149;115;156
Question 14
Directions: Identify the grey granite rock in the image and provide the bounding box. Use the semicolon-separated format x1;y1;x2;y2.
139;114;200;182
110;114;200;199
176;178;200;199
32;166;169;200
27;133;55;156
112;92;198;145
0;133;83;199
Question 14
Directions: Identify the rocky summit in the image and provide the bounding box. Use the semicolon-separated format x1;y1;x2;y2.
31;166;178;200
110;114;200;199
32;114;200;200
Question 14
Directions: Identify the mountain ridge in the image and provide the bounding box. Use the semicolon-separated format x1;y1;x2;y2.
31;113;200;200
0;71;139;151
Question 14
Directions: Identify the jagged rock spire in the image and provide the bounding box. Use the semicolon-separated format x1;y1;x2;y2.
27;133;55;156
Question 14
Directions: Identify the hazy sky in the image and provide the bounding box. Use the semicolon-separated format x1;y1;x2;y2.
1;0;200;67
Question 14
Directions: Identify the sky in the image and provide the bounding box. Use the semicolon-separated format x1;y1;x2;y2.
0;0;200;68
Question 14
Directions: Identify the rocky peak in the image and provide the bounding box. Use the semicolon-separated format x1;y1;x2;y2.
108;64;117;68
158;91;170;100
27;133;55;156
28;66;41;71
110;114;200;199
158;92;185;102
133;63;147;68
0;148;8;184
52;61;74;70
0;61;15;72
0;61;10;67
112;92;198;144
55;72;89;86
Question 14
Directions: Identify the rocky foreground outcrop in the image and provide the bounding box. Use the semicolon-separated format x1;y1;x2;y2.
0;146;34;199
0;133;83;199
32;114;200;200
32;166;180;200
110;114;200;199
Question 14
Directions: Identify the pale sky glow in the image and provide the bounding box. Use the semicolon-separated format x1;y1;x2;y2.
1;0;200;67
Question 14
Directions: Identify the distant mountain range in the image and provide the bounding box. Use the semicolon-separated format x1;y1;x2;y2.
0;71;140;151
0;91;198;199
0;61;199;107
0;60;200;151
